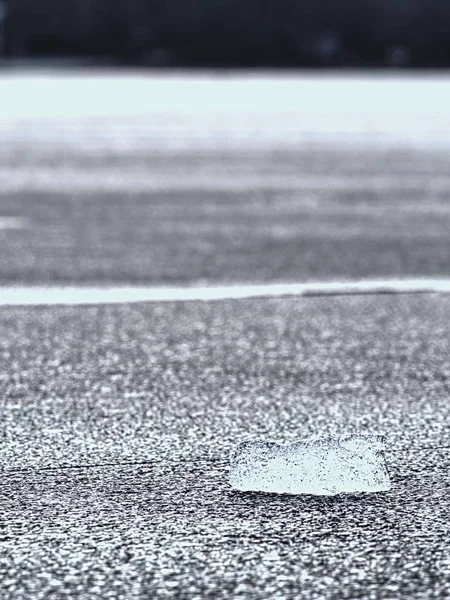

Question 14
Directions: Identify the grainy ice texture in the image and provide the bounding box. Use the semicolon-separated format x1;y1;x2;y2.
229;435;390;495
1;295;450;599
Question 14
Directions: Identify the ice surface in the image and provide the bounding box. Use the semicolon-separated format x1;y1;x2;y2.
229;435;390;496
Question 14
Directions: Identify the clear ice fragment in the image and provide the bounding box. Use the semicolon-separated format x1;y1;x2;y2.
229;435;390;496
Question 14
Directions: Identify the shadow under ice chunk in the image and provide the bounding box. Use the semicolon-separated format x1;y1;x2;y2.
229;435;390;496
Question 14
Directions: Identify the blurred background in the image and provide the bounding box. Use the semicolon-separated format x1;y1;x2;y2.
1;2;450;289
2;0;450;68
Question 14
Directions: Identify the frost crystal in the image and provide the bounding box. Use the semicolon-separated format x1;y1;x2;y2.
229;435;390;495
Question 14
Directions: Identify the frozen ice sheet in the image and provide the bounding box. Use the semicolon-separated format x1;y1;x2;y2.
229;435;390;496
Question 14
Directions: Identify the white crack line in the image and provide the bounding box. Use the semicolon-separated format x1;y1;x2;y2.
1;279;450;306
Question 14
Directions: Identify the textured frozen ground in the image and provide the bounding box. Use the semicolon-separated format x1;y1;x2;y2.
1;295;450;598
2;72;450;599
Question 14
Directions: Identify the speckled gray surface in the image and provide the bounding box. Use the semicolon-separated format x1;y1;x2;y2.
2;295;450;598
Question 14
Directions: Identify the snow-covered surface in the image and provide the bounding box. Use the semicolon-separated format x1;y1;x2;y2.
1;279;450;306
1;72;450;153
229;435;390;495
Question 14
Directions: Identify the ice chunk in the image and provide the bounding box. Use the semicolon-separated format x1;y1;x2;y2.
229;435;390;496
